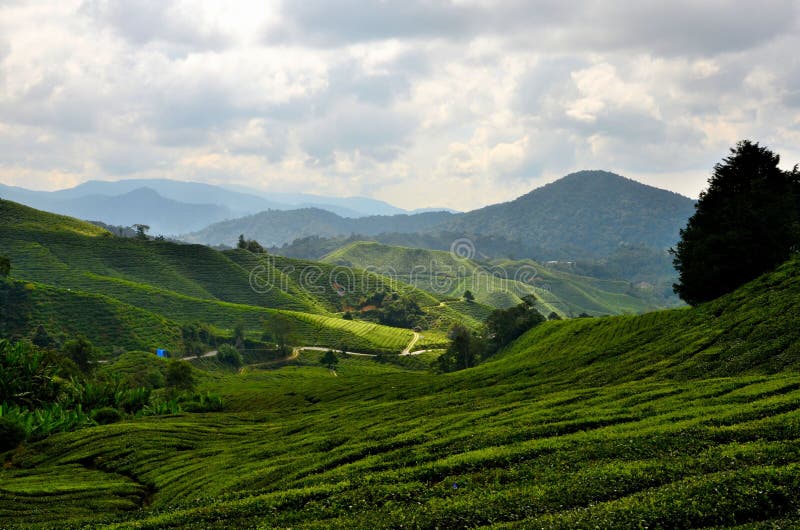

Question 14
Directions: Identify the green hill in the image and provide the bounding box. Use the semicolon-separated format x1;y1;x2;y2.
322;241;674;317
2;255;800;527
0;200;447;354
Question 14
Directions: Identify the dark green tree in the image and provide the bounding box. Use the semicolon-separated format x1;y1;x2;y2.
320;350;338;370
217;344;243;368
463;290;475;302
32;325;54;348
166;359;194;390
237;234;247;249
0;255;10;277
671;140;800;305
62;336;95;372
485;296;545;352
264;314;295;355
233;322;246;349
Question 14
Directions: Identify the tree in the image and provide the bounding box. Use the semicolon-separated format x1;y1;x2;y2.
463;290;475;302
485;297;545;352
671;140;800;305
217;344;243;368
437;325;486;372
133;224;150;240
0;255;9;278
32;325;54;348
320;350;338;370
264;314;295;354
62;336;95;372
547;312;562;321
246;239;266;254
166;359;194;390
237;234;247;249
233;322;246;349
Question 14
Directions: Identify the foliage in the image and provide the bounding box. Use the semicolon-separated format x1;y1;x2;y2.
0;416;25;452
237;234;267;253
672;140;800;305
217;344;243;368
484;294;545;352
320;350;338;369
437;324;485;372
463;289;474;302
0;255;9;277
166;359;195;391
61;336;95;372
91;407;122;425
0;339;61;408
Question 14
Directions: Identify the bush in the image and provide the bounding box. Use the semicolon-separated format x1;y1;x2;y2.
166;359;194;390
179;392;223;412
0;417;26;452
217;344;243;368
91;407;122;425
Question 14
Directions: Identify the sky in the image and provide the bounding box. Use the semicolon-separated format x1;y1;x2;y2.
1;1;799;210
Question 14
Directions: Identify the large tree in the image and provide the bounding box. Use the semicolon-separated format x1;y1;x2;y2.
671;140;800;305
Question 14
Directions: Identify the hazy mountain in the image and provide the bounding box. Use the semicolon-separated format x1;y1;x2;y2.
0;178;417;228
187;171;695;259
182;208;454;247
57;188;233;234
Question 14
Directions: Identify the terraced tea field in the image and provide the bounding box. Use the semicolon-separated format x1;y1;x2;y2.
2;256;800;528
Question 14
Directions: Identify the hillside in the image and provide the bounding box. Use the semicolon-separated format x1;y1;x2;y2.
322;241;674;316
185;171;695;260
2;256;800;527
441;170;696;257
0;199;450;354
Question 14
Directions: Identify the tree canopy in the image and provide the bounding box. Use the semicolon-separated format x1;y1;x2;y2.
671;140;800;305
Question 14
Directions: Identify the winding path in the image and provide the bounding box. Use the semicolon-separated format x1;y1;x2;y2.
180;331;430;364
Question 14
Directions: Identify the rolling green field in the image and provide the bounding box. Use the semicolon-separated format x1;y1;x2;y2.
323;241;676;316
0;200;442;354
2;254;799;528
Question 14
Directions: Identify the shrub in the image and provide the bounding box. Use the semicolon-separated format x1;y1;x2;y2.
217;344;243;368
166;359;194;390
91;407;122;425
0;417;26;452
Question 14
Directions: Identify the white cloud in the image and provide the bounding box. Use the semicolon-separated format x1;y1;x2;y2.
1;1;799;208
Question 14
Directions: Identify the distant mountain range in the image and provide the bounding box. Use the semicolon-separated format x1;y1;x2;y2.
0;178;455;234
187;171;696;259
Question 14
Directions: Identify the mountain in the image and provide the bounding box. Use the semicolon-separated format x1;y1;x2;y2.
186;170;695;260
0;183;238;234
183;208;454;247
0;178;417;234
4;254;800;527
442;170;696;257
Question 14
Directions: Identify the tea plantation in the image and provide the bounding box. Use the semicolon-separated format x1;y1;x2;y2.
2;254;800;528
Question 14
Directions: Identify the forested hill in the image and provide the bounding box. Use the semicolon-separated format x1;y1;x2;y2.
185;171;695;259
182;208;453;248
440;170;697;257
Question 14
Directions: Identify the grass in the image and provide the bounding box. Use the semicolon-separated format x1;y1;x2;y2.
2;255;800;528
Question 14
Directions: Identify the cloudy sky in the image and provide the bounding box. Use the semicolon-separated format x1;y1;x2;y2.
1;1;799;210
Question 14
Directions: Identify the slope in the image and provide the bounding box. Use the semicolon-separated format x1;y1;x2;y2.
322;241;670;316
2;257;800;528
0;200;438;353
